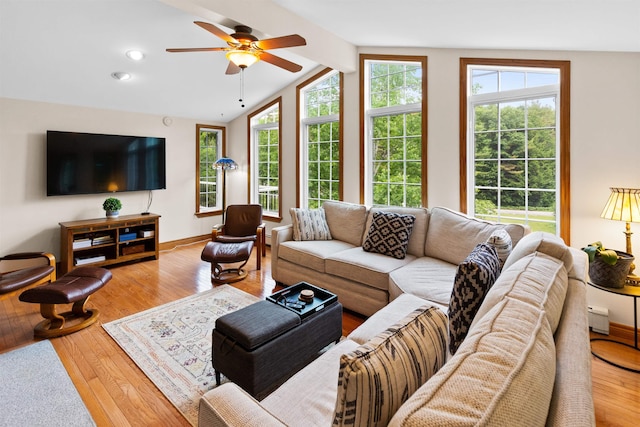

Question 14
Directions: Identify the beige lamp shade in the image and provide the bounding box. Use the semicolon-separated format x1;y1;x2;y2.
600;187;640;285
600;188;640;223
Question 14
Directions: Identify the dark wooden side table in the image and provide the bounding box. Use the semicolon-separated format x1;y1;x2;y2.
588;281;640;373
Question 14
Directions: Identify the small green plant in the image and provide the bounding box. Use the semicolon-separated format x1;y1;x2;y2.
102;197;122;212
582;241;619;265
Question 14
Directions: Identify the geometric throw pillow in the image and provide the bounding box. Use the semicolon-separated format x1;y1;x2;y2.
333;306;448;427
290;207;332;241
486;228;512;269
448;243;500;355
362;211;416;259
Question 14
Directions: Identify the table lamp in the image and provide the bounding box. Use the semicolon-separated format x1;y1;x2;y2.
600;187;640;284
213;157;238;223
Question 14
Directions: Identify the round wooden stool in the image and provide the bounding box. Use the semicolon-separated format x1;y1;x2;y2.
19;266;112;338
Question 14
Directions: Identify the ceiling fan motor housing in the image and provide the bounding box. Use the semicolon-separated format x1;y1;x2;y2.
231;26;258;45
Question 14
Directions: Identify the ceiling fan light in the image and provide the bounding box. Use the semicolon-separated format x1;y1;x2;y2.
111;72;131;81
126;50;145;61
226;49;259;68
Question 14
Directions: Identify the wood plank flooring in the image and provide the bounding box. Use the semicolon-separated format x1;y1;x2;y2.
1;240;638;426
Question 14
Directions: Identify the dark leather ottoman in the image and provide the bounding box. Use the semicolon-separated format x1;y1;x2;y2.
212;299;342;400
19;266;111;338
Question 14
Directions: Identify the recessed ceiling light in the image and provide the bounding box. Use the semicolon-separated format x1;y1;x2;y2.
126;50;145;61
111;72;131;81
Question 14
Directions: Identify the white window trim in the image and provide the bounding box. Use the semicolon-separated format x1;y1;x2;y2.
466;68;561;231
363;66;423;206
197;125;223;214
299;69;340;208
250;103;280;216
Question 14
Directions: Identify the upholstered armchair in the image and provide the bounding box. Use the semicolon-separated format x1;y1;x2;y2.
212;204;265;270
0;252;56;297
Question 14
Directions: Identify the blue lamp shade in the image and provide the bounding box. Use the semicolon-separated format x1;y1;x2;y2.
213;157;238;170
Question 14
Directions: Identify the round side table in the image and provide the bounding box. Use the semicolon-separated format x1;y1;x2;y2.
588;281;640;373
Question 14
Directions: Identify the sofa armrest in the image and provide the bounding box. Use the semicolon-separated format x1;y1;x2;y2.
199;383;286;427
546;276;596;426
270;225;293;283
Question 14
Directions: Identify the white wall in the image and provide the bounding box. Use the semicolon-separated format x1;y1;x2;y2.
225;48;640;328
0;98;222;256
2;47;640;328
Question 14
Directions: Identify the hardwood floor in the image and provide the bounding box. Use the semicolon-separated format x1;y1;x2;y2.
1;240;638;426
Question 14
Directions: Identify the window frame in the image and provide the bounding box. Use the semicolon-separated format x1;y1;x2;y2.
296;67;344;208
459;58;571;243
248;97;282;221
195;124;225;217
359;54;428;207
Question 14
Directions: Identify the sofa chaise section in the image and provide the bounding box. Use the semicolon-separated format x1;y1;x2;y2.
200;231;594;426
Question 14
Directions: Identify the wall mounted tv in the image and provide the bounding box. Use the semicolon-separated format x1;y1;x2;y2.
46;130;166;196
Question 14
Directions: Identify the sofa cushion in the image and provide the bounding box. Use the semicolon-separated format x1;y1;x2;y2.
362;211;416;259
278;240;355;273
471;250;569;334
389;297;557;427
347;293;433;345
388;257;457;306
424;206;527;265
326;247;416;291
487;228;512;269
448;243;500;355
502;231;573;272
333;306;448;427
323;201;369;246
262;339;361;427
290;207;332;241
364;206;430;257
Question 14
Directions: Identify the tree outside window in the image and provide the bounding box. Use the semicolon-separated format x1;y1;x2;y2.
196;124;224;216
298;68;342;209
361;55;427;207
249;98;281;218
461;59;571;242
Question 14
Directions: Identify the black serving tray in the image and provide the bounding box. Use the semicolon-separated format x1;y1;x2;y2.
267;282;338;319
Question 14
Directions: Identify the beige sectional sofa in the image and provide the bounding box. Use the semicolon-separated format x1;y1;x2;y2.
271;201;529;316
199;202;595;427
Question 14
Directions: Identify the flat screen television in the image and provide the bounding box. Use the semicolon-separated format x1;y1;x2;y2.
46;130;166;196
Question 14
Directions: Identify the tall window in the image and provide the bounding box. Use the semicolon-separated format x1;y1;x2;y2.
361;54;427;207
297;68;343;208
249;98;281;219
460;58;571;242
196;124;224;216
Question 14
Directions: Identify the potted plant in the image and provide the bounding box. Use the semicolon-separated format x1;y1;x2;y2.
103;197;122;218
582;241;633;288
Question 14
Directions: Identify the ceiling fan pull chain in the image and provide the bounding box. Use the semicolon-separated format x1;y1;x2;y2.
239;69;245;108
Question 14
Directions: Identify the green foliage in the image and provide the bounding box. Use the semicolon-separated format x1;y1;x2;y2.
475;199;496;215
102;197;122;211
474;100;557;210
582;241;619;265
198;128;220;209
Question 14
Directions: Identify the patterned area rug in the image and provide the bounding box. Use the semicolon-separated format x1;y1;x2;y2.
103;285;259;426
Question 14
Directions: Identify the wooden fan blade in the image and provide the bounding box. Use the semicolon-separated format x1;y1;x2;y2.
194;21;237;44
254;34;306;50
259;51;303;73
225;62;241;75
166;47;228;53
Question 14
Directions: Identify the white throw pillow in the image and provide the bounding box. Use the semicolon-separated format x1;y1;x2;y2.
290;207;332;241
487;228;512;269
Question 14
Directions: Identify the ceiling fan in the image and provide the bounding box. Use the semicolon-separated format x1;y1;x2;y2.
167;21;306;74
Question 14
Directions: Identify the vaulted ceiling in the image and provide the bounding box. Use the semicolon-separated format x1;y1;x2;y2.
1;0;637;122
